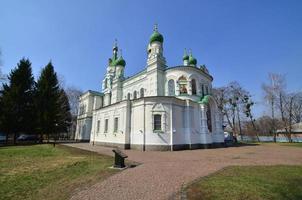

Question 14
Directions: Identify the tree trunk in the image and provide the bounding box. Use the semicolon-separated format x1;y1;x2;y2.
236;106;243;141
5;132;9;144
232;108;236;138
271;97;276;142
13;132;17;145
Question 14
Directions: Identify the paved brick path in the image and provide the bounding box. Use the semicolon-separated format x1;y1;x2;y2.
65;143;302;200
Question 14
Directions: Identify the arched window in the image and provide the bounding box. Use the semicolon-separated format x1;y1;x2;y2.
205;85;209;95
168;79;175;96
178;76;188;95
206;104;212;133
140;88;144;98
127;93;131;100
133;91;137;99
104;79;107;89
200;83;204;96
192;79;197;95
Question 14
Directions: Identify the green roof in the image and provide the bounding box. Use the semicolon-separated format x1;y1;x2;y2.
110;56;126;67
183;54;189;61
150;31;164;44
88;90;104;96
115;56;126;67
189;55;197;65
199;95;211;104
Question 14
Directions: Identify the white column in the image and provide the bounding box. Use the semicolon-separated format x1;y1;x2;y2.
200;104;208;134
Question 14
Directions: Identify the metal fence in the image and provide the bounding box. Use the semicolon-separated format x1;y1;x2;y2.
238;136;302;143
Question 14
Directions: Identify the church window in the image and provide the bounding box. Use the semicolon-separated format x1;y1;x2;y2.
178;76;188;95
205;85;209;95
97;120;100;133
206;104;212;133
104;79;107;89
153;114;162;131
168;79;175;96
114;117;118;132
140;88;144;98
127;93;131;100
192;79;197;95
82;125;86;135
201;84;204;96
104;119;109;133
133;91;137;99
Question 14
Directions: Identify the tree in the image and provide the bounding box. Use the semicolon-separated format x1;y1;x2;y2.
242;94;260;141
35;62;61;142
291;92;302;123
213;82;251;140
65;86;83;116
65;86;82;139
0;49;7;87
57;89;72;139
262;73;286;142
262;73;302;142
0;58;35;143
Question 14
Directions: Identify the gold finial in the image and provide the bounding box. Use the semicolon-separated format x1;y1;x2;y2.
189;49;192;56
120;49;123;57
184;48;188;55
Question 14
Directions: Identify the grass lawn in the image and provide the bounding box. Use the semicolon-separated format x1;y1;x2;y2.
185;165;302;200
279;142;302;148
0;144;117;200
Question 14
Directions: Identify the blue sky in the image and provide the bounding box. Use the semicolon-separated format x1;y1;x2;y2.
1;0;302;117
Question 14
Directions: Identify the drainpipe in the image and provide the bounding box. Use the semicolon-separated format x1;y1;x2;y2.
170;103;173;151
143;99;146;151
186;100;192;150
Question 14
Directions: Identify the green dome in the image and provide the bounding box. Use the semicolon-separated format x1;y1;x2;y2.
149;31;164;44
115;56;126;67
189;55;197;65
183;54;189;61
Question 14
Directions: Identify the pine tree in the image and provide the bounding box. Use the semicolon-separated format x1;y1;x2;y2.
57;89;72;139
0;58;35;143
35;62;61;142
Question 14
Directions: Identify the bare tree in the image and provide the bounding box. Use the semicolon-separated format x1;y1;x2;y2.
262;73;302;142
65;86;82;139
213;82;251;140
243;94;260;141
291;92;302;123
262;73;286;142
65;86;83;116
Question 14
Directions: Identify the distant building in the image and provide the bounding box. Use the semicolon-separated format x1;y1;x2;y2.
75;25;224;150
277;122;302;138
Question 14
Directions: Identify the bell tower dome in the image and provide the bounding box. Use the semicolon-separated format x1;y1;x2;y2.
147;24;166;68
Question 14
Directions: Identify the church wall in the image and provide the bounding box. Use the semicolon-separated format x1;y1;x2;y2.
165;67;212;98
75;117;92;141
89;101;130;148
75;92;97;141
122;72;147;100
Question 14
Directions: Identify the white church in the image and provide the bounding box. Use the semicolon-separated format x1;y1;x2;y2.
75;25;224;151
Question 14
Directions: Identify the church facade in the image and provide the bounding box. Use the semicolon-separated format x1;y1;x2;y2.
75;26;224;151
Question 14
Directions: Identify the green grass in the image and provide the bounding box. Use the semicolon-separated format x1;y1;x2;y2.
279;142;302;148
0;144;117;200
186;166;302;200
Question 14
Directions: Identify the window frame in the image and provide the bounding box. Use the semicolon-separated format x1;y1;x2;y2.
104;118;109;133
113;117;118;133
191;79;197;95
153;114;162;131
97;120;100;133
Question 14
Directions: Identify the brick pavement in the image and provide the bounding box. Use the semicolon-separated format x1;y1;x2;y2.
65;143;302;200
